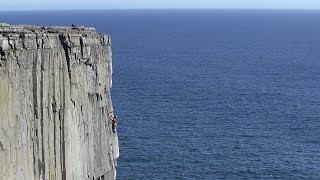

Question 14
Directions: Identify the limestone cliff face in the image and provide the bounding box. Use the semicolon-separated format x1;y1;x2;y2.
0;24;119;180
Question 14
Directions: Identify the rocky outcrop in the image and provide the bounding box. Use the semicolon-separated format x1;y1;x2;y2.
0;24;119;180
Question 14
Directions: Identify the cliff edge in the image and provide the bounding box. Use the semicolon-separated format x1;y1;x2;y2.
0;24;119;179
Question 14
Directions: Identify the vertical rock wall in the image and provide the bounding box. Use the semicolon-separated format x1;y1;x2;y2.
0;25;119;180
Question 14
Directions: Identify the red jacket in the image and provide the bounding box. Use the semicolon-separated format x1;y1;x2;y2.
112;117;117;125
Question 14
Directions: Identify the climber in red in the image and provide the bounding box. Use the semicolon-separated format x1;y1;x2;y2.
108;112;117;133
112;116;117;133
111;115;117;133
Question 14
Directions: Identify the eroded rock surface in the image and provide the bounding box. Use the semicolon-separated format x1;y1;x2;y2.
0;24;119;180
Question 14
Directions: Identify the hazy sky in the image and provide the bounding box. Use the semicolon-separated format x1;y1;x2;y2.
2;0;320;11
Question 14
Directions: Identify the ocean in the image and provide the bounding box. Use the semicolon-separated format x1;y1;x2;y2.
1;9;320;179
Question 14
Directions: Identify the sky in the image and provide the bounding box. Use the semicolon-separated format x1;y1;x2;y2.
1;0;320;11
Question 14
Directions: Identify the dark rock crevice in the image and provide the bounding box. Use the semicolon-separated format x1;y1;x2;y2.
58;34;72;82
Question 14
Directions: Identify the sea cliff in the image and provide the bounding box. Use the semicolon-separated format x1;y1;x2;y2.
0;24;119;179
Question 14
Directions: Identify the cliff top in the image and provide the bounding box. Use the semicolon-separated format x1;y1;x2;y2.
0;23;97;34
0;23;110;51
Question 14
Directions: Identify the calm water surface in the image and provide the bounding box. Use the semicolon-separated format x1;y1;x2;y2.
1;10;320;179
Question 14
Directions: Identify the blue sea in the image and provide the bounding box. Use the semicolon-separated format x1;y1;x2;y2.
1;10;320;179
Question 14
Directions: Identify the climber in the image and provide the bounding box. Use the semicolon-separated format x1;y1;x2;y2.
112;115;117;133
108;112;117;133
111;115;117;133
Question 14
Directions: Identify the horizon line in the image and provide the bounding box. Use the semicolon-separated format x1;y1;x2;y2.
1;8;320;12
